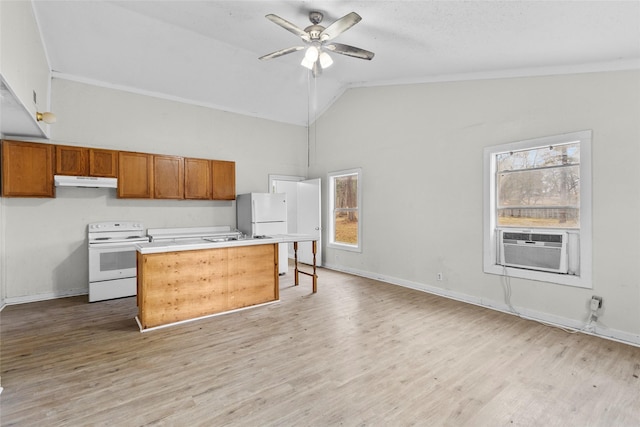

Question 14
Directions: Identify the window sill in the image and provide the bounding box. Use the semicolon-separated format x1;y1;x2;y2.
328;242;362;253
483;264;591;289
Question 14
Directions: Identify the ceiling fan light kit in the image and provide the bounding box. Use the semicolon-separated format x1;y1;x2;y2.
305;46;319;62
260;11;374;77
319;52;333;68
301;56;314;70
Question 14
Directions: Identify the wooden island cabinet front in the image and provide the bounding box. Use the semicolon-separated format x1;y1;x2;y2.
137;243;278;329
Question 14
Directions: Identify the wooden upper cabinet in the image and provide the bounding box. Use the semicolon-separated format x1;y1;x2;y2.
56;145;89;176
89;149;118;178
184;158;212;200
211;160;236;200
2;140;55;198
3;140;236;200
117;152;153;198
153;155;184;199
55;146;118;178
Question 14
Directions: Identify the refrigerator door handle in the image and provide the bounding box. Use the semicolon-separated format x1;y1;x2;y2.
251;199;256;222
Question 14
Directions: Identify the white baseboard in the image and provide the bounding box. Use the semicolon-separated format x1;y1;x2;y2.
4;289;87;306
323;262;640;348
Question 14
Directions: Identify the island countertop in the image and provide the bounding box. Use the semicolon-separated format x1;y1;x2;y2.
136;233;317;254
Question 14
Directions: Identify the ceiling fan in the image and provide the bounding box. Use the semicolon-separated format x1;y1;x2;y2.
259;11;375;76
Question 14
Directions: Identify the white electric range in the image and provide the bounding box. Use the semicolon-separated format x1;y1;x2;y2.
87;221;149;302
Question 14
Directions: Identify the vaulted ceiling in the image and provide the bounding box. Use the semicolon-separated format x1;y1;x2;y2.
29;1;640;126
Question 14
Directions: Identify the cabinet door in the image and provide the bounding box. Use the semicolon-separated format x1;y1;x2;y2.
184;158;211;200
89;149;118;178
55;145;89;176
153;155;184;199
117;152;153;198
2;140;54;197
227;244;277;309
211;160;236;200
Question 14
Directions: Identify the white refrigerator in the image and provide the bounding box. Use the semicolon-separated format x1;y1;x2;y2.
236;193;288;275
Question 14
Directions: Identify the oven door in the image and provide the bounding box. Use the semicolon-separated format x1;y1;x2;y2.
89;243;138;282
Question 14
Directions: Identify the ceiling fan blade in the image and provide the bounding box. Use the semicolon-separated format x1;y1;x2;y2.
319;12;362;41
259;46;305;61
325;43;375;60
265;14;310;41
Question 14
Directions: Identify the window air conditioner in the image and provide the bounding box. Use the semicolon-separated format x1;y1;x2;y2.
499;230;568;274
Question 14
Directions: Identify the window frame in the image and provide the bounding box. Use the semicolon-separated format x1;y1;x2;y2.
328;168;362;252
483;130;592;288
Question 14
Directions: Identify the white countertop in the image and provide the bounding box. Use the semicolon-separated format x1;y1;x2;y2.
136;234;317;254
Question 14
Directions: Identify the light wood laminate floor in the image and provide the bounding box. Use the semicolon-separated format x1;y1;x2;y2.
2;266;639;426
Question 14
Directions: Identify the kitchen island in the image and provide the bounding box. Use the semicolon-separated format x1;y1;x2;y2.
135;234;317;331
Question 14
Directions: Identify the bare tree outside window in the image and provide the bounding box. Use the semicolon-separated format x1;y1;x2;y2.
496;142;580;228
333;173;359;245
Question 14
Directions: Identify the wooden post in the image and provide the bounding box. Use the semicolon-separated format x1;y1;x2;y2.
312;240;317;293
293;241;299;286
293;240;317;293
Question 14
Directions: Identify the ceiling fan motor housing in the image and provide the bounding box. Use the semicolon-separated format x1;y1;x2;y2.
309;11;323;25
306;11;326;39
305;25;325;40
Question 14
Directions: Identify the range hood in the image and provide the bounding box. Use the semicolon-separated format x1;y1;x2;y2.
54;175;117;188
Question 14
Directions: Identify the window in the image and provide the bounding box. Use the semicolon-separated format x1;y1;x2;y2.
483;131;592;288
328;168;362;252
497;143;580;229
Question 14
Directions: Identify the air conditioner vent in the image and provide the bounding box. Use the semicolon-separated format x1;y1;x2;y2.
499;230;568;273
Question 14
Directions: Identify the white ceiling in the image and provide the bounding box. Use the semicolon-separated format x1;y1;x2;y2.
29;1;640;126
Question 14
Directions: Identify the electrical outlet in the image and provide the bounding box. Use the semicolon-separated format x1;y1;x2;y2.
590;295;603;311
437;272;443;281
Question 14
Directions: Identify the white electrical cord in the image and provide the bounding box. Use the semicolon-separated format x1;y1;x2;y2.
499;265;587;335
501;265;518;315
